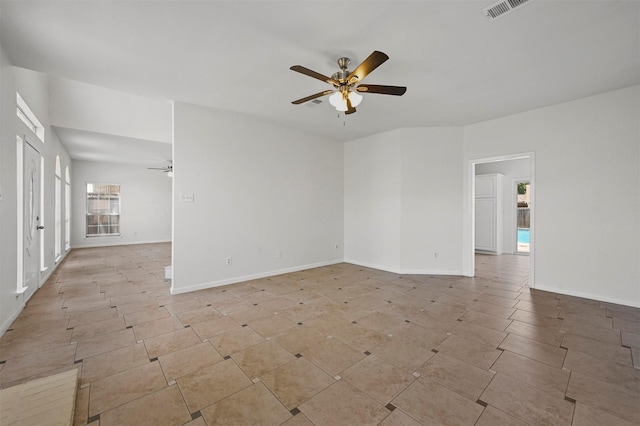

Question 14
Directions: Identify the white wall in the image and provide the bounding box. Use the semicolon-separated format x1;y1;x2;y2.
344;130;402;271
49;76;172;143
400;128;463;274
476;158;530;254
344;127;463;274
172;102;344;294
1;62;72;334
71;160;172;248
464;85;640;306
0;43;20;334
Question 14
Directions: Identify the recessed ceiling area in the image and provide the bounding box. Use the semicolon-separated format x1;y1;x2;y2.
1;0;638;156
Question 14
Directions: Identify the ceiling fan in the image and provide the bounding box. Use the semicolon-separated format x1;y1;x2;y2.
290;51;406;115
148;161;173;177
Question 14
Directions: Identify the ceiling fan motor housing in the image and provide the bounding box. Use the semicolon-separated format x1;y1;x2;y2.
337;57;350;70
333;57;352;84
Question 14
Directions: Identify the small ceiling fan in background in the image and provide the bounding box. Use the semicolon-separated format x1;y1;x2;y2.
290;51;406;115
148;161;173;177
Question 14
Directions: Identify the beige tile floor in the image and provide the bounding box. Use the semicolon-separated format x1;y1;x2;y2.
1;243;639;425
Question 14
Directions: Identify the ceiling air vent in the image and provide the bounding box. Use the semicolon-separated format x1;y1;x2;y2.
483;0;535;21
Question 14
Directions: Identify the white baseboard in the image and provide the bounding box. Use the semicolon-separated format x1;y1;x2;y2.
1;250;70;337
0;304;25;336
343;258;462;276
533;284;640;309
475;250;499;255
171;259;344;295
72;239;171;249
39;250;69;287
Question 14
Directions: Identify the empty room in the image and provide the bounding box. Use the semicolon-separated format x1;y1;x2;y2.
0;1;638;425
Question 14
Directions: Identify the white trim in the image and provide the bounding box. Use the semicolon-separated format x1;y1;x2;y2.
342;259;400;275
40;155;45;272
0;304;25;337
3;249;70;337
344;258;462;276
64;167;71;251
55;170;62;260
171;101;176;298
38;265;49;288
40;251;68;286
16;135;24;292
170;260;343;295
72;239;172;249
534;284;640;309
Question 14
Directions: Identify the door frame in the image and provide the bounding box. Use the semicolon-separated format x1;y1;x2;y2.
464;152;535;287
18;137;42;301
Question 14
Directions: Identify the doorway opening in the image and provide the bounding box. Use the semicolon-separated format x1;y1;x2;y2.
466;153;535;288
516;180;530;255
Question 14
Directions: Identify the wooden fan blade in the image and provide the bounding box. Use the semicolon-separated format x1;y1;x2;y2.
356;84;407;96
346;51;389;84
290;65;338;86
345;97;356;115
291;90;334;105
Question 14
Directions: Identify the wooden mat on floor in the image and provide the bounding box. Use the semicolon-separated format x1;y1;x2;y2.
0;368;78;426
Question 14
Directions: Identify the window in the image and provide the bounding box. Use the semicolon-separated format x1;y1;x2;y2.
86;183;121;237
16;93;45;143
55;157;62;260
65;167;71;250
17;106;36;134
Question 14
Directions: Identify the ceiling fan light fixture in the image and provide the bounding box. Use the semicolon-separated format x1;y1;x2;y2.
329;92;349;111
166;171;174;178
328;91;343;108
329;90;361;112
348;91;363;107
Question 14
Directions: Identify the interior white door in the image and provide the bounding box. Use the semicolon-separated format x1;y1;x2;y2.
23;141;41;300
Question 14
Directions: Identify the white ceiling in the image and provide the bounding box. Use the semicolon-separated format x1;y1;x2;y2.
51;126;172;165
1;0;638;158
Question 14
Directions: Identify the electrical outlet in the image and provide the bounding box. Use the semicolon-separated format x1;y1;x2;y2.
434;252;439;258
180;193;194;203
225;257;232;266
335;244;339;249
276;250;282;259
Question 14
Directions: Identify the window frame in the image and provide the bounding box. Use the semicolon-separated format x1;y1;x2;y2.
54;156;62;260
65;167;71;250
85;182;121;237
16;93;45;143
